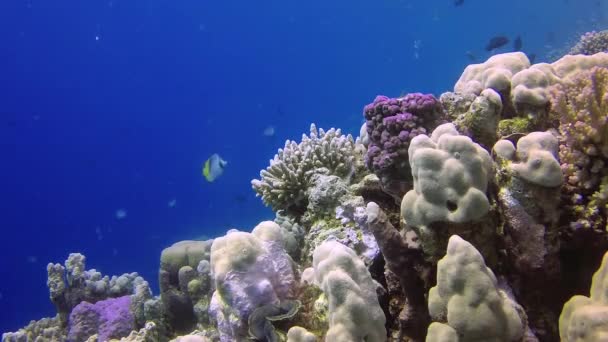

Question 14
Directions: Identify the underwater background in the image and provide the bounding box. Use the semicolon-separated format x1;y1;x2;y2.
0;0;605;335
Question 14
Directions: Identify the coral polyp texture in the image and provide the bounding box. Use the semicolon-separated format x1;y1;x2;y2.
251;123;358;214
363;93;444;199
7;51;608;342
209;221;297;342
569;30;608;55
549;66;608;231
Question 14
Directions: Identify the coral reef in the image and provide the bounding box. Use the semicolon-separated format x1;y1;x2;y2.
312;240;386;341
365;202;429;340
209;221;297;341
493;131;564;339
548;66;608;232
159;239;214;334
569;30;608;55
47;253;146;324
401;122;497;263
454;52;608;132
427;235;526;342
2;316;66;342
251;123;360;215
363;93;444;200
67;295;135;342
440;89;503;149
7;51;608;342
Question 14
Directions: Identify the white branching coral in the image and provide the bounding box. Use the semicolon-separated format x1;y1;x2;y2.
251;123;357;212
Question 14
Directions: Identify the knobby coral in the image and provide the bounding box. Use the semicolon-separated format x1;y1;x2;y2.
363;94;444;198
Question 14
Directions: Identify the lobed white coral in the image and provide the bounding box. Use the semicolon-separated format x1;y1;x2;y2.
401;123;493;228
427;235;524;342
312;240;386;342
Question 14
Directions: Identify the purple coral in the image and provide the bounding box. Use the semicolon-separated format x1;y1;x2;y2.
363;93;443;189
67;295;135;342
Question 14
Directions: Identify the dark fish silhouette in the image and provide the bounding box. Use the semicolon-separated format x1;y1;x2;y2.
528;53;537;64
454;0;464;6
234;194;248;203
485;36;509;51
513;35;522;51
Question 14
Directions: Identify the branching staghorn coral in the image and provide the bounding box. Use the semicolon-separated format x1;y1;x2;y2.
548;66;608;231
252;123;357;213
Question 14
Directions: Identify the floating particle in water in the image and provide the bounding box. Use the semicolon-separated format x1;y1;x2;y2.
26;256;37;263
413;40;422;59
263;125;276;137
168;198;177;208
95;226;103;241
115;209;127;220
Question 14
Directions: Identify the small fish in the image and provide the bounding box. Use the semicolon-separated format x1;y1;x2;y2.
234;194;247;203
527;53;537;64
168;198;177;208
485;36;509;51
202;154;227;182
454;0;464;6
513;35;522;51
465;51;477;61
115;209;127;220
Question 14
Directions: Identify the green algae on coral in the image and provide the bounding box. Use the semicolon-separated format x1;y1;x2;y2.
248;300;302;341
497;117;533;137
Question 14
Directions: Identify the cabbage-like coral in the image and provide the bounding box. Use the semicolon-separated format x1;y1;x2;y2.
548;66;608;231
251;124;357;214
208;222;297;342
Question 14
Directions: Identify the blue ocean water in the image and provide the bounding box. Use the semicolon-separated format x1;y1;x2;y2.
0;0;603;334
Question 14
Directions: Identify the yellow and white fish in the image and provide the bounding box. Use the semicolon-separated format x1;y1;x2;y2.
202;154;227;182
